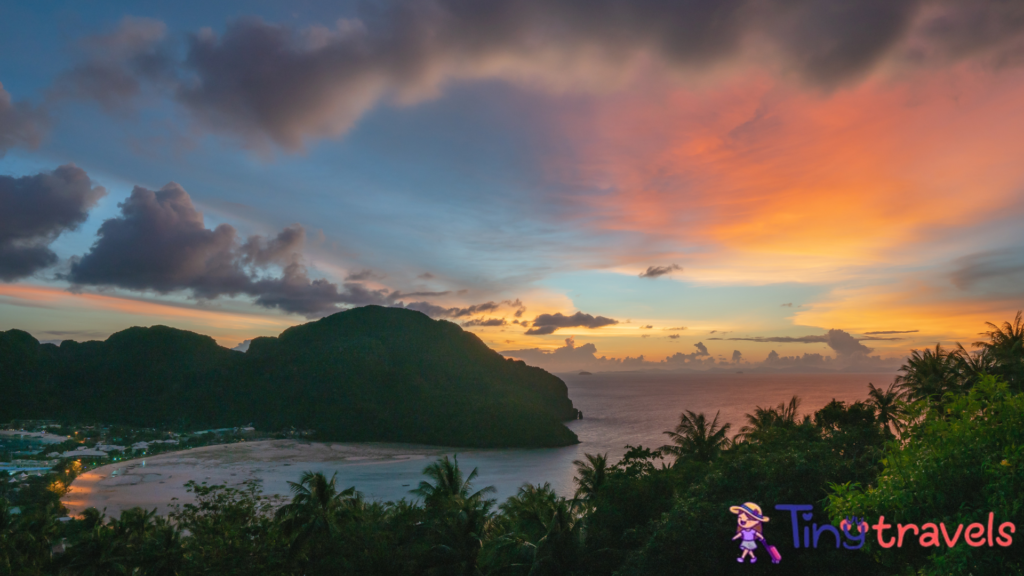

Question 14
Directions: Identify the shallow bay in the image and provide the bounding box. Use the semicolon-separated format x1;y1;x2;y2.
64;371;896;516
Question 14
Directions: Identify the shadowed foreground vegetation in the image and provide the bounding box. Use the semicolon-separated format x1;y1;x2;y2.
3;313;1024;575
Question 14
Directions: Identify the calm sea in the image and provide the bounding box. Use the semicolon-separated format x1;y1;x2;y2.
316;371;898;502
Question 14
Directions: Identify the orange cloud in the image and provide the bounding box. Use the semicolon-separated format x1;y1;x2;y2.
556;65;1024;281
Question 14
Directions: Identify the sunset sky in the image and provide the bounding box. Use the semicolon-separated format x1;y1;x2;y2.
2;1;1024;371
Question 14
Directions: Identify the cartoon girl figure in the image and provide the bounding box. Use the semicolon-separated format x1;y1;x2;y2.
730;502;769;563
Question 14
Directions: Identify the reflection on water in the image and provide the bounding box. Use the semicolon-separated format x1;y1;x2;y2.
296;371;897;501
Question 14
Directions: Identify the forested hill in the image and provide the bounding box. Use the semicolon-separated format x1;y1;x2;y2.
0;306;580;448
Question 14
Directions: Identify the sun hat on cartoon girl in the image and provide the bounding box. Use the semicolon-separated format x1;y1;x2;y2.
730;502;770;523
730;502;770;563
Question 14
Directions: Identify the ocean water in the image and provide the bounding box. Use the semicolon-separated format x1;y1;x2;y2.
305;371;898;502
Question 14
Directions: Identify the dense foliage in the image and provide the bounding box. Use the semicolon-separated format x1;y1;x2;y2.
0;306;579;448
827;377;1024;574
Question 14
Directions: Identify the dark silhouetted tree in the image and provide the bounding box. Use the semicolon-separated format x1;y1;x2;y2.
661;410;731;462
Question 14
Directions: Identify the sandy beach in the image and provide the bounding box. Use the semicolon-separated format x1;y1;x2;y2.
62;440;445;518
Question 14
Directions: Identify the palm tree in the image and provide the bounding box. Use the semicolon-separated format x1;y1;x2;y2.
735;396;801;442
57;522;129;576
112;507;158;548
500;483;560;543
953;343;994;391
6;503;60;572
412;455;495;510
866;382;905;437
428;500;494;576
896;344;961;404
139;519;184;576
975;311;1024;389
777;395;802;424
529;497;585;576
275;470;359;559
661;410;731;463
572;453;609;500
488;488;587;576
414;456;496;576
0;498;20;574
735;407;778;442
80;507;105;530
439;502;497;572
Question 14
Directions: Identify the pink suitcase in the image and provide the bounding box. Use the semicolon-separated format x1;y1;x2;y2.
761;540;782;564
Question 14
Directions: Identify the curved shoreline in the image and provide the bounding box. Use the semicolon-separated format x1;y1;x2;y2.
62;440;445;518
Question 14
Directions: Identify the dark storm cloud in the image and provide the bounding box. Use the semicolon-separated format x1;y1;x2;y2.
68;183;262;296
344;269;385;281
64;181;397;317
171;5;754;149
251;273;393;316
0;83;48;157
401;299;522;320
732;350;743;363
462;318;507;327
391;290;452;299
950;248;1024;291
823;329;873;355
638;264;682;278
914;2;1024;63
402;301;454;318
446;301;500;317
710;329;873;356
525;311;618;335
863;329;919;335
0;165;106;281
761;0;919;86
502;336;602;370
35;329;109;343
0;245;60;282
658;341;714;365
57;1;1024;149
239;224;305;266
50;17;176;112
667;334;680;339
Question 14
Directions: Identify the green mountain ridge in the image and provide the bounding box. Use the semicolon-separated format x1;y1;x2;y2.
0;306;580;448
